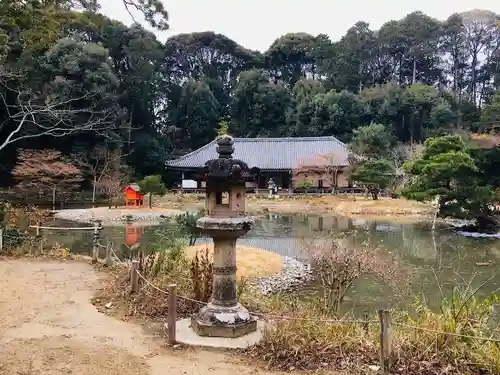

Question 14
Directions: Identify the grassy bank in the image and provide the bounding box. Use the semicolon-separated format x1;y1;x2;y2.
155;193;433;220
246;292;500;374
94;254;500;374
5;239;499;375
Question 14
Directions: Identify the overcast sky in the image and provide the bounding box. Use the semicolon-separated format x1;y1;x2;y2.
98;1;500;51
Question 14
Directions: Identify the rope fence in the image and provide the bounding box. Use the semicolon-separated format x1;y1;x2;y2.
2;223;500;372
391;322;500;344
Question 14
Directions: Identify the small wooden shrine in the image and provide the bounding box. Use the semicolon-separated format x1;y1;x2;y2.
124;183;144;207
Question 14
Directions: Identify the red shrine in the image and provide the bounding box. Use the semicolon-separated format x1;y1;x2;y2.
124;183;144;207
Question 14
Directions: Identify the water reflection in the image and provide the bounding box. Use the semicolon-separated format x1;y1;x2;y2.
125;225;145;247
44;213;500;310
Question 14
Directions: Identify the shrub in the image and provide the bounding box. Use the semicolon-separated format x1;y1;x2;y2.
1;227;27;252
0;201;6;226
301;233;410;314
0;204;48;254
175;209;205;245
5;205;50;230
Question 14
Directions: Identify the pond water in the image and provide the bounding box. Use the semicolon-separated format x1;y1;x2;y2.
41;213;500;312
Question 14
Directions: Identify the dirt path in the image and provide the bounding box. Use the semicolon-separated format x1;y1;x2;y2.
0;259;280;375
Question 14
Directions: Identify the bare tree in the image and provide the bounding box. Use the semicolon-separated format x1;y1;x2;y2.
0;83;122;153
12;149;83;210
302;233;409;313
460;10;500;104
293;153;342;193
74;146;130;207
97;159;130;208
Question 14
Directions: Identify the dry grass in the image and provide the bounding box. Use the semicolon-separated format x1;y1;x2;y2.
248;315;375;372
468;132;500;148
246;293;500;374
93;243;285;322
154;193;204;210
320;196;432;217
248;195;432;219
185;244;284;279
156;193;432;219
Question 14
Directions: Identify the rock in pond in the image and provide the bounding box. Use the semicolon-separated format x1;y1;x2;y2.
252;256;312;295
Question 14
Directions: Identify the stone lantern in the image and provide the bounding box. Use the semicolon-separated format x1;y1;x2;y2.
191;134;260;338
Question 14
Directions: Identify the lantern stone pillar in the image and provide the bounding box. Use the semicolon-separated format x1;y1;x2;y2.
191;135;259;338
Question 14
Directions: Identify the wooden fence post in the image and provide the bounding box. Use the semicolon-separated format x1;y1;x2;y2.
130;260;139;293
378;309;392;372
167;284;177;345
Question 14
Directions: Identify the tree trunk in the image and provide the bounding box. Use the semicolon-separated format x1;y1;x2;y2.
412;58;417;84
52;186;56;211
92;175;97;208
149;193;152;208
409;112;414;151
108;197;112;209
471;54;478;103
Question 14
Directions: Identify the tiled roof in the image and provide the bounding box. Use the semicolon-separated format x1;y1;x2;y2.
166;136;349;170
125;183;141;191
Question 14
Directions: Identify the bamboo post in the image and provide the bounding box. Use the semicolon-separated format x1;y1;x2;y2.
130;260;139;293
104;242;113;267
167;284;177;345
378;309;392;372
91;221;101;263
363;310;369;335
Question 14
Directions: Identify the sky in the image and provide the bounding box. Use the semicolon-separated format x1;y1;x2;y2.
98;0;500;51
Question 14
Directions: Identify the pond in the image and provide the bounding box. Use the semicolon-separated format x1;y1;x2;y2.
40;213;500;312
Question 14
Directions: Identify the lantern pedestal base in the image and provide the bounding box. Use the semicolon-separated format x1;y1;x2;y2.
191;303;257;338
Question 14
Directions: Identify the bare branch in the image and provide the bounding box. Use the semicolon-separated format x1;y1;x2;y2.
301;233;410;313
0;80;125;153
73;145;131;183
292;152;342;192
95;153;131;207
121;0;169;30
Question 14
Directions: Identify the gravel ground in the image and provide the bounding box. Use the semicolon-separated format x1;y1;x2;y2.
0;259;284;375
54;207;182;225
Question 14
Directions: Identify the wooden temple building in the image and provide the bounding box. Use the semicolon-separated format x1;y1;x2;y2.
165;136;352;192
